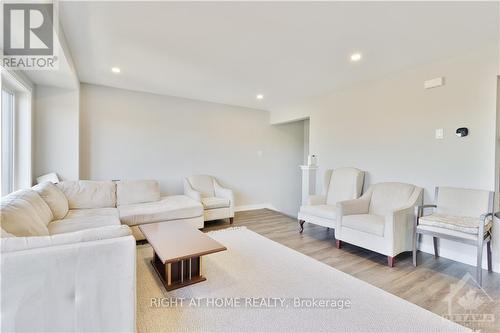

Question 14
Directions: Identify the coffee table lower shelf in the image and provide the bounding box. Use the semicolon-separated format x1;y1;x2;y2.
152;252;206;291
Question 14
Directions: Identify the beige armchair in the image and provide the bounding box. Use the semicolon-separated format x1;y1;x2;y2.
297;167;365;234
336;182;423;267
184;175;234;224
414;187;494;286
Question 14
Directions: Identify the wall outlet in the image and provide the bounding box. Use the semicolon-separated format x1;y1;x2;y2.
435;128;444;139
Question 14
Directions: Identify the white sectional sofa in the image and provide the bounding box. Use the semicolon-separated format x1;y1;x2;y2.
52;179;204;240
0;179;204;332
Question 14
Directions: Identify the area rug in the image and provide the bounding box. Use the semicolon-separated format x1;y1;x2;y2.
136;227;469;332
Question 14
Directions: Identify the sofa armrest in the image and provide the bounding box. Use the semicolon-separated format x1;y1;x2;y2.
214;180;234;215
385;187;423;255
1;225;132;253
337;198;370;217
306;195;326;206
1;232;136;332
183;178;201;202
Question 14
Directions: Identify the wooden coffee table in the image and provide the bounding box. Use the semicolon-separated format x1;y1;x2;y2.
139;222;227;291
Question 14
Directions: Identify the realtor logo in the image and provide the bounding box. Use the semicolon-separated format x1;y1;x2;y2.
3;3;53;56
443;273;495;330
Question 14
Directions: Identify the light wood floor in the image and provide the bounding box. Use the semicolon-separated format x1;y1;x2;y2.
202;209;500;332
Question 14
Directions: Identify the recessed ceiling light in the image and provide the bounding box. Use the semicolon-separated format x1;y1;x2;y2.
350;53;362;62
111;67;121;73
256;94;264;100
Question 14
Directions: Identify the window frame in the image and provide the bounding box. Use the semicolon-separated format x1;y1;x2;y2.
1;86;16;195
1;67;33;195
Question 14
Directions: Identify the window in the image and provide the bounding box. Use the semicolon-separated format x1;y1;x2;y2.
1;88;15;195
0;69;33;195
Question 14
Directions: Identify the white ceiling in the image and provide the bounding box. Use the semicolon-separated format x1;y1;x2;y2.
59;1;498;110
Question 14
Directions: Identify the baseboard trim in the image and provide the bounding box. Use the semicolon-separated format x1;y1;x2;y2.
235;203;278;212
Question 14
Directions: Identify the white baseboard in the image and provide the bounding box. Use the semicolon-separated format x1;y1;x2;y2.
234;203;278;212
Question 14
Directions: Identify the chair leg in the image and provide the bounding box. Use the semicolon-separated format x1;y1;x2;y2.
487;240;492;272
298;220;305;233
412;231;418;266
388;256;395;268
335;240;341;249
477;242;483;287
229;217;234;224
433;237;439;258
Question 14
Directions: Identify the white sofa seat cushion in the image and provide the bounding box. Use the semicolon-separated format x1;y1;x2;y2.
342;214;385;237
116;180;160;206
419;213;492;235
299;204;336;220
201;197;230;210
32;182;69;219
118;195;203;226
1;189;52;236
48;215;121;235
57;180;117;209
2;225;131;253
65;207;119;219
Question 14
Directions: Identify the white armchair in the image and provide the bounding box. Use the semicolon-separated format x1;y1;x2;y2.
297;167;365;234
414;187;494;286
336;182;423;267
184;175;234;224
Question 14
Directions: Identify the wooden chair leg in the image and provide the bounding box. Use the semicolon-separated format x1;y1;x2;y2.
433;237;439;258
229;217;234;224
335;240;341;249
388;256;395;268
477;241;483;287
487;240;492;272
298;220;305;233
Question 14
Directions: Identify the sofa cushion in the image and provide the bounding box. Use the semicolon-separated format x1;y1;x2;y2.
65;207;119;219
299;204;336;220
116;180;160;206
32;182;69;219
48;215;121;235
419;213;492;235
57;180;117;209
0;189;52;236
118;195;203;226
342;214;385;237
2;225;131;253
368;183;416;216
201;197;230;210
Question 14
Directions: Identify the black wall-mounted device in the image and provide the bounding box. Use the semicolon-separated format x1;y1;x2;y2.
455;127;468;137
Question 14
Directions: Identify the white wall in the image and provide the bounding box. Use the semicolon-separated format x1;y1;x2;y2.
80;84;304;216
271;47;499;271
34;85;80;181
